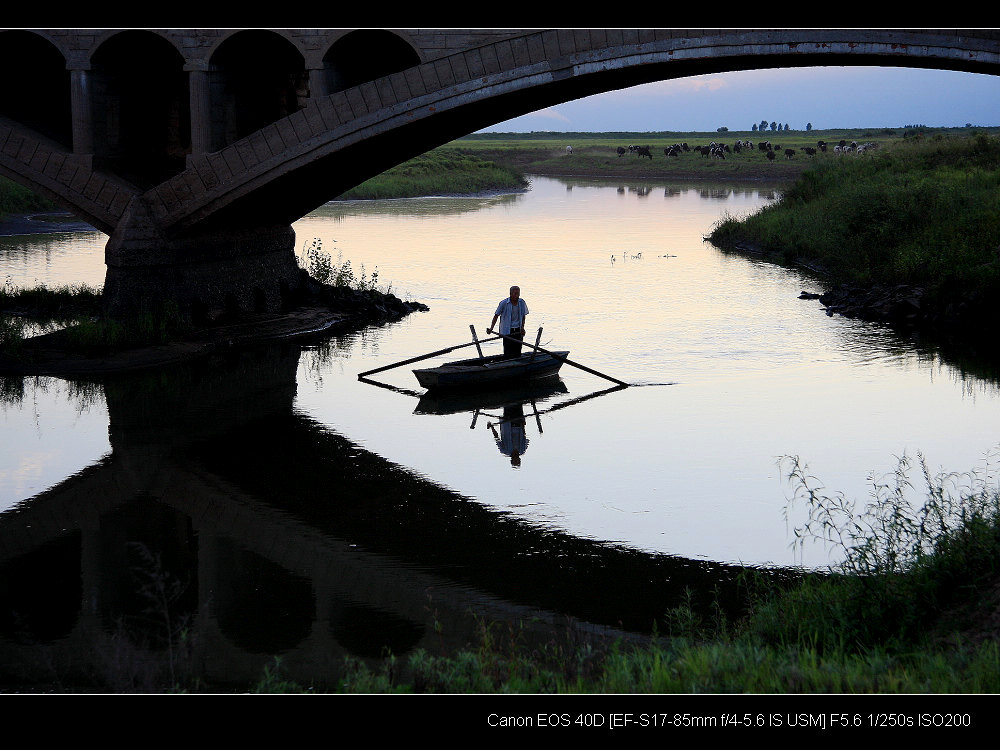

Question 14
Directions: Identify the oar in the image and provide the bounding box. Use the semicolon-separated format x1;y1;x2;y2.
487;329;629;387
357;336;501;379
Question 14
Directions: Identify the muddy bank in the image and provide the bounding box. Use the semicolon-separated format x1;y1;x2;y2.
0;211;98;236
0;275;429;377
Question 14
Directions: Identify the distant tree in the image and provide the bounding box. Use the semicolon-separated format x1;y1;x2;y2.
770;121;777;131
806;122;812;131
760;119;768;132
752;123;758;131
784;123;789;131
717;126;728;132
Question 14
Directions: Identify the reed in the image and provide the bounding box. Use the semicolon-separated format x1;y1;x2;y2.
0;280;104;352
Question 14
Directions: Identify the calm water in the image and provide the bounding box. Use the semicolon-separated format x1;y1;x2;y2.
2;176;999;688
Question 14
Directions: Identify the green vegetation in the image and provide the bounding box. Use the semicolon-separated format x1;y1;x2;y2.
0;280;104;353
0;239;396;359
335;147;528;200
17;446;999;694
450;127;973;181
0;176;56;219
0;275;191;355
242;450;1000;694
708;132;1000;330
299;237;384;292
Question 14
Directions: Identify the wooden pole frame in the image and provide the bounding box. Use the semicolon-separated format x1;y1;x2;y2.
487;328;629;387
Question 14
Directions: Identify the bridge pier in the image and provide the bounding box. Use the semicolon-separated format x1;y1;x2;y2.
103;197;304;323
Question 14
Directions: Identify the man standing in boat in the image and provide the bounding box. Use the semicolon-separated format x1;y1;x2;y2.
489;285;528;359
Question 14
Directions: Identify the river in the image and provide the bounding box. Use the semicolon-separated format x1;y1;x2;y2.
2;175;998;690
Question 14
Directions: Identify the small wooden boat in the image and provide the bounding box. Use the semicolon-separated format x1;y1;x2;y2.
413;350;569;391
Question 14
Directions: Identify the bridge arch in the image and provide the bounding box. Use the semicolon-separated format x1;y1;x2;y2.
322;29;422;95
159;30;1000;238
213;537;315;654
0;30;71;148
207;30;309;153
90;31;190;189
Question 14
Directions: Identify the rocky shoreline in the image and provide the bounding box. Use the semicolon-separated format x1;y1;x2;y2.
722;240;998;357
806;281;1000;364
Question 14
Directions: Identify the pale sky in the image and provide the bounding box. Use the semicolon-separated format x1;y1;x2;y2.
480;66;1000;133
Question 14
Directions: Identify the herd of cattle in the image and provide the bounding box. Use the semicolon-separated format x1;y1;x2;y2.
613;139;879;161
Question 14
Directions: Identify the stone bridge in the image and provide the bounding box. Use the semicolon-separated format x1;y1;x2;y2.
2;28;999;320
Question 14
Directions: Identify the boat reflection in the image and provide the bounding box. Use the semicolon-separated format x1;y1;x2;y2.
410;378;628;468
416;379;568;468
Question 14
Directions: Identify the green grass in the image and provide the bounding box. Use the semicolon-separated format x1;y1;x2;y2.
0;275;192;355
709;132;1000;284
336;147;528;200
450;127;984;181
0;175;57;218
708;132;1000;328
239;449;1000;695
0;281;105;353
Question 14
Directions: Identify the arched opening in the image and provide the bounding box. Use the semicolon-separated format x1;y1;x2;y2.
0;31;71;148
208;31;308;151
98;497;199;651
214;537;315;654
328;598;424;658
90;31;189;189
323;30;420;94
0;534;81;644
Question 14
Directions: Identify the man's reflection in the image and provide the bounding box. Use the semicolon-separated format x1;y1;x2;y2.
489;404;528;468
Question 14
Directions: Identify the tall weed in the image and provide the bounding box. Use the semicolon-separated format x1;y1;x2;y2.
765;448;1000;650
299;237;383;292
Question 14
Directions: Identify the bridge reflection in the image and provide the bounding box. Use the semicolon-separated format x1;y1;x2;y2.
0;340;773;690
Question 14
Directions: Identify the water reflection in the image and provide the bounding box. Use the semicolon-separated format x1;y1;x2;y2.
0;342;759;690
415;379;569;468
409;379;635;470
305;191;526;222
6;174;1000;688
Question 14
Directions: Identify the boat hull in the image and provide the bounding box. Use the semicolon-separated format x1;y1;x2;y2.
413;351;569;391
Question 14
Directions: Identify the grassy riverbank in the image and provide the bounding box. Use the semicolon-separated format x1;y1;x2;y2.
0;242;423;369
335;148;528;199
0;176;57;219
707;131;1000;342
261;450;1000;694
451;126;996;181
